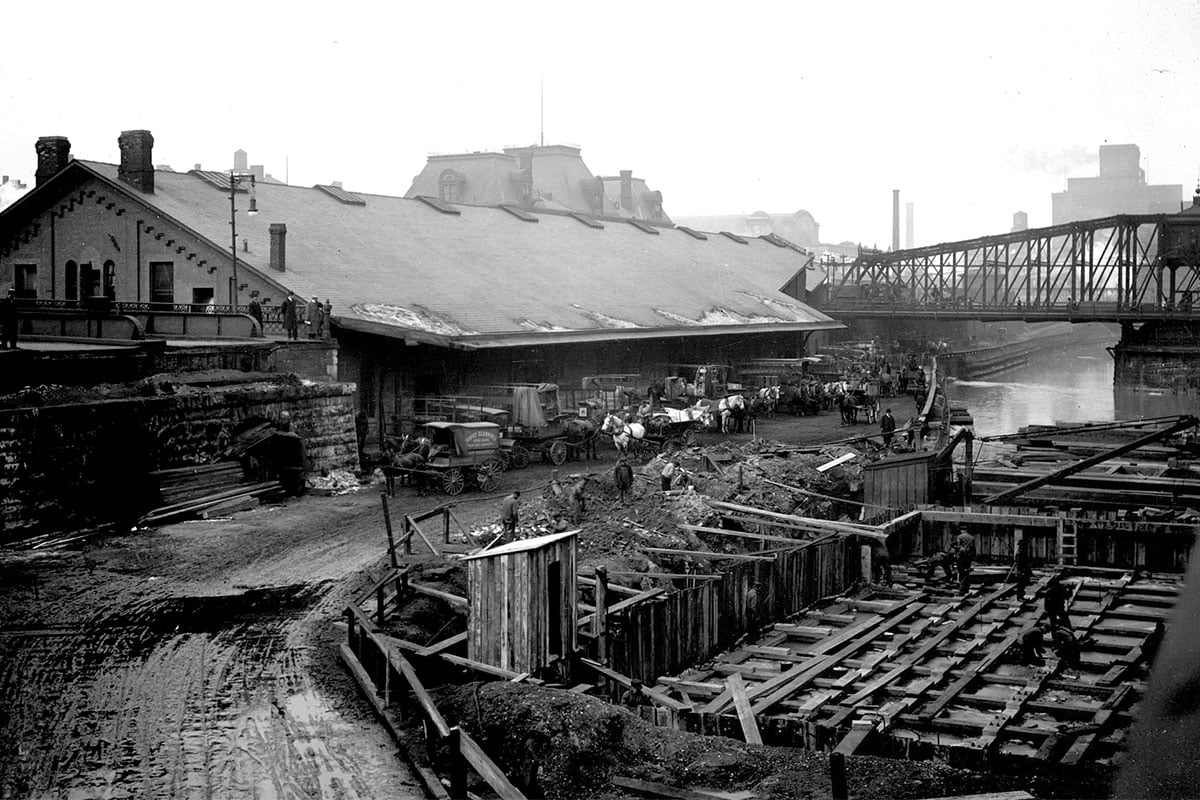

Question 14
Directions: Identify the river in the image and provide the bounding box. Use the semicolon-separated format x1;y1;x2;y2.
947;339;1198;438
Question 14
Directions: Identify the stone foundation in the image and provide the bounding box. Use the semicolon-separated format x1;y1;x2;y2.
0;380;357;538
1112;321;1200;391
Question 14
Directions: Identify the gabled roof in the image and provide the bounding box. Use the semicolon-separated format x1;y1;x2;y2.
8;160;841;348
461;529;578;560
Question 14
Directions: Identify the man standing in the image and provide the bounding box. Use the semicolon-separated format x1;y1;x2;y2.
955;527;975;594
660;456;678;492
566;477;586;523
1013;535;1032;600
281;293;298;340
500;490;520;537
306;296;321;339
0;288;17;349
614;458;633;503
745;581;762;637
880;407;896;449
246;297;264;330
1044;574;1071;629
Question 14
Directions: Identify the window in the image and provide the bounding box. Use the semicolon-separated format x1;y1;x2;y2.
437;169;463;204
14;264;36;299
150;261;174;306
65;260;78;301
191;287;214;312
103;260;116;300
80;262;99;299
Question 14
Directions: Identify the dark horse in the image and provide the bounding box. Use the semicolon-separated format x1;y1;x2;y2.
563;414;601;461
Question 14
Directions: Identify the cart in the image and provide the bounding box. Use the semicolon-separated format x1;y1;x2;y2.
641;404;709;454
412;421;504;496
477;383;571;468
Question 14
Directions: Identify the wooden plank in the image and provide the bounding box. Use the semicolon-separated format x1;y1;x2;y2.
458;728;527;800
610;776;727;800
680;523;809;547
578;657;690;712
408;582;468;610
639;547;776;561
417;630;468;657
727;673;763;745
578;588;664;628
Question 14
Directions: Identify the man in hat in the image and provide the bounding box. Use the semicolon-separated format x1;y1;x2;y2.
614;457;634;503
0;288;17;349
281;292;299;340
620;679;649;710
880;407;896;449
500;490;520;537
306;296;321;338
660;455;679;493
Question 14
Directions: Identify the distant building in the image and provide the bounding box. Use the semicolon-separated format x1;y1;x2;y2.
405;143;669;222
1012;211;1028;232
0;175;30;211
676;210;820;250
1052;144;1182;224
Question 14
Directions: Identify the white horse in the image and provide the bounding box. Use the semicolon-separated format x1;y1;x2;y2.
601;412;646;456
756;386;780;418
716;394;746;433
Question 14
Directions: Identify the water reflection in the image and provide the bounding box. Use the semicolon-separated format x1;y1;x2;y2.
947;341;1197;437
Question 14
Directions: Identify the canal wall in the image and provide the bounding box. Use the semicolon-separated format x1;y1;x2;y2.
1112;321;1200;391
0;379;358;539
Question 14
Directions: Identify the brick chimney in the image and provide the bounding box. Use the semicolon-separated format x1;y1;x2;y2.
619;170;633;212
35;136;71;186
118;130;155;193
269;223;287;271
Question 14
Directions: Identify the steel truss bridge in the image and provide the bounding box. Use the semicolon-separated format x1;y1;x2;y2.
821;212;1200;322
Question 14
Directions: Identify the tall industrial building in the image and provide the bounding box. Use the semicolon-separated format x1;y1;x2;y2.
1052;144;1182;224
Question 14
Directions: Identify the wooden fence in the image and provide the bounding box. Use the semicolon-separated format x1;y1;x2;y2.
601;535;860;682
342;602;526;800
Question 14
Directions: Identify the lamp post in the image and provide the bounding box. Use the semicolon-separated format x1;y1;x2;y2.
229;172;258;308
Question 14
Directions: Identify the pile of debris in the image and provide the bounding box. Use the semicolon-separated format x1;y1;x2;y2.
455;438;868;578
307;468;363;495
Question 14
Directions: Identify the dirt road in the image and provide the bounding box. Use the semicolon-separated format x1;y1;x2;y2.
0;410;865;798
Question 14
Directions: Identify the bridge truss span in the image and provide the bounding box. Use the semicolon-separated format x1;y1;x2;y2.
823;212;1200;322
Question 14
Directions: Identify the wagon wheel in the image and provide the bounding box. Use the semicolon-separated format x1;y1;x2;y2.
476;459;503;492
547;439;568;466
682;427;698;446
638;440;660;463
441;467;466;495
511;445;531;469
496;449;512;472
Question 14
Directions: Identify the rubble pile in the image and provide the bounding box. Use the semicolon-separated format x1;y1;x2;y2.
306;468;363;495
458;438;869;579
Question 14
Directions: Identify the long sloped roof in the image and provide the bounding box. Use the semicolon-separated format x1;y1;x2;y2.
76;161;839;347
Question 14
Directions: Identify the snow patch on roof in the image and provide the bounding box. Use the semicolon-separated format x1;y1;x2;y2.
350;303;477;336
570;304;640;329
697;308;789;326
518;319;573;332
737;290;818;320
653;309;700;326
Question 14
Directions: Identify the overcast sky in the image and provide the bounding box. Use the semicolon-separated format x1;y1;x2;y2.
2;0;1197;247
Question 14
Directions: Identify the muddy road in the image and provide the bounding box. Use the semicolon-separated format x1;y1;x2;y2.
0;411;860;799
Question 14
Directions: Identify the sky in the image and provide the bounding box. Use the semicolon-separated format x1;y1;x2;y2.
2;0;1198;247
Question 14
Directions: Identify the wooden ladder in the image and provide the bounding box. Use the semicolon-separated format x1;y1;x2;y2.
1057;518;1077;566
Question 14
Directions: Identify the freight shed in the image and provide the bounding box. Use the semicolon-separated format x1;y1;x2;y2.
462;530;578;675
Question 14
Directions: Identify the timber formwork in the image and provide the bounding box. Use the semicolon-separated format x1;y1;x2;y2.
655;565;1174;771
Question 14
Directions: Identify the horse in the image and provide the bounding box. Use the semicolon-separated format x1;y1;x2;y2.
756;386;779;419
563;414;600;461
715;394;746;434
383;433;431;489
601;412;646;456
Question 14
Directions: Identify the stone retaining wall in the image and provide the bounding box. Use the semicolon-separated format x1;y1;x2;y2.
0;381;358;538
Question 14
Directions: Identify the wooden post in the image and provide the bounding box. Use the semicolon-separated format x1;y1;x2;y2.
861;545;872;584
830;751;848;800
448;726;467;799
443;507;451;544
381;492;398;568
377;584;386;626
594;566;609;663
404;517;414;555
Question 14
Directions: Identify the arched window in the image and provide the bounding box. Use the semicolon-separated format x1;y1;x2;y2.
65;260;78;301
103;260;116;300
437;169;464;204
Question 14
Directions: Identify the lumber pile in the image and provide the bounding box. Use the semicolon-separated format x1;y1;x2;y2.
139;462;282;527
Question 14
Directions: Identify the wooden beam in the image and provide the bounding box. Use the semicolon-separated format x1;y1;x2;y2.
458;728;528;800
577;657;690;712
639;547;776;561
727;673;763;745
408;582;468;610
610;776;727;800
984;415;1198;504
578;588;665;628
417;630;467;657
679;523;810;546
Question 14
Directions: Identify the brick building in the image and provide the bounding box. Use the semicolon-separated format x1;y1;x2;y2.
0;131;840;437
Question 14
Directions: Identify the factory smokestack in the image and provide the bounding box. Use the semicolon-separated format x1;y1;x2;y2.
905;202;914;249
892;189;900;251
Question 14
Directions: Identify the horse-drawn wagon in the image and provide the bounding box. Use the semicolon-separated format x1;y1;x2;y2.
385;421;504;496
476;383;574;468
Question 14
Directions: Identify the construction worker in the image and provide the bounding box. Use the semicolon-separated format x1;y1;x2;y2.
1013;536;1032;600
500;490;520;537
873;539;893;586
1050;624;1081;668
620;679;649;710
566;477;586;523
613;458;633;502
925;547;957;584
880;408;896;449
660;456;678;492
1044;575;1071;629
1018;626;1046;666
955;527;975;593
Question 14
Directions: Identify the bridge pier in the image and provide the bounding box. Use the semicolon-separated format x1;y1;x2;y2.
1112;321;1200;391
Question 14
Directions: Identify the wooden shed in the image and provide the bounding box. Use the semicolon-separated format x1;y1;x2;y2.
863;451;935;511
462;530;578;674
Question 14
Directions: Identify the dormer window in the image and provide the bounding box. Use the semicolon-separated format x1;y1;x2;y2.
438;169;464;204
